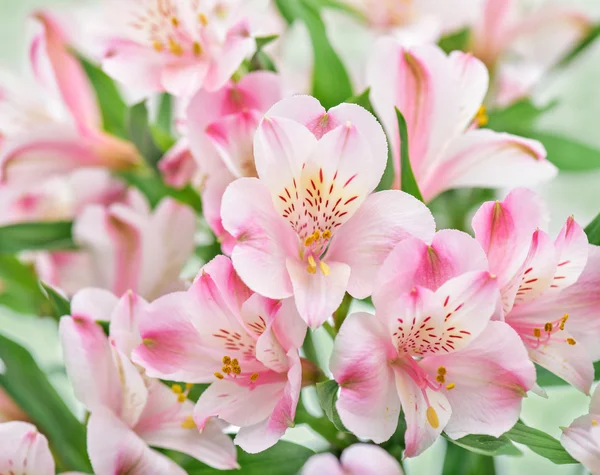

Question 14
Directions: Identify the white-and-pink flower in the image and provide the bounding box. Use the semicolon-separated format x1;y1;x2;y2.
221;95;435;328
302;443;403;475
133;255;307;453
332;229;536;456
367;41;557;202
60;288;238;474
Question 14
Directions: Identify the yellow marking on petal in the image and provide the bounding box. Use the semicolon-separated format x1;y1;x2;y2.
544;322;553;333
560;314;569;330
250;372;259;381
426;406;439;429
198;13;209;25
222;356;231;365
142;338;156;348
446;383;455;390
171;384;183;394
319;261;330;276
567;338;577;345
475;105;488;127
214;372;224;379
193;41;202;56
153;41;164;52
178;393;187;403
533;328;541;338
181;415;196;429
323;229;332;239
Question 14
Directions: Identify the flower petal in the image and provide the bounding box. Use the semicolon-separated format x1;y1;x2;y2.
341;443;404;475
108;291;148;357
70;288;119;322
301;453;344;475
561;414;600;473
0;422;54;475
550;216;589;292
448;51;489;131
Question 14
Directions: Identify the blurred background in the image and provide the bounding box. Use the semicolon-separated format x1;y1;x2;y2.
1;0;599;474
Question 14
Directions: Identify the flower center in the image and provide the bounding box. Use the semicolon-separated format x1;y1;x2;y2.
511;313;575;349
213;354;260;383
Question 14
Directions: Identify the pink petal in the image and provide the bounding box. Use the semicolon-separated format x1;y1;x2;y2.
87;407;186;475
341;443;404;475
135;382;238;470
550;216;589;292
331;312;400;443
591;384;600;415
424;129;556;200
59;315;121;413
109;291;149;357
270;297;307;352
158;138;198;189
301;453;345;475
160;61;209;97
221;177;297;299
110;344;149;428
286;257;351;328
395;368;451;457
561;414;600;472
470;0;515;66
326;190;435;299
261;96;325;134
0;422;54;475
202;168;236;255
420;321;535;439
70;288;119;322
448;51;489;131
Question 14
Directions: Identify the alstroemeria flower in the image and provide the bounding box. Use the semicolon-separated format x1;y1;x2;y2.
472;188;600;394
183;71;282;252
562;384;600;474
101;0;268;97
133;255;307;453
0;11;140;187
60;288;238;473
37;191;195;299
301;443;403;475
221;95;435;327
367;41;557;202
0;422;60;475
332;230;536;456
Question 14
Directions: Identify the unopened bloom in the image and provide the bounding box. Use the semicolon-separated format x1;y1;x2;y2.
561;384;600;474
101;0;267;96
332;230;535;456
221;95;435;327
133;255;307;453
60;288;238;473
302;443;403;475
0;422;58;475
472;188;600;393
37;191;195;300
367;41;557;202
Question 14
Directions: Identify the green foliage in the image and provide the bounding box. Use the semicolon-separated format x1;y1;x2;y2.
505;421;578;464
556;23;600;70
126;101;164;170
40;282;71;319
438;28;470;55
0;334;92;472
444;433;521;457
0;221;75;254
156;93;173;134
585;211;600;246
443;442;498;475
315;380;346;431
0;256;47;315
396;108;424;201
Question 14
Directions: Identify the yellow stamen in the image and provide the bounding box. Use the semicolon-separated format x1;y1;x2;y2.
319;261;330;276
437;366;447;375
560;314;569;330
304;236;315;247
533;328;541;338
171;384;183;394
171;17;180;27
232;366;241;375
193;41;202;56
307;266;317;274
323;229;332;239
593;419;598;426
475;105;488;127
426;406;439;428
436;374;446;383
142;338;156;348
231;358;239;367
153;41;164;52
222;356;231;365
446;383;456;390
222;366;232;374
307;255;318;274
181;415;196;429
168;38;184;56
544;322;553;333
198;13;209;25
567;338;577;345
185;383;194;390
313;229;321;240
214;372;224;379
250;372;259;381
178;393;187;403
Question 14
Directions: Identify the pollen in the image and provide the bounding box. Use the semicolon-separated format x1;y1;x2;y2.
222;356;231;365
198;13;209;25
168;38;184;56
186;383;194;390
437;366;447;375
544;322;553;332
178;393;187;403
153;41;164;52
181;415;196;429
304;235;315;246
533;328;541;338
313;229;321;240
323;229;332;239
193;41;202;56
171;17;180;26
232;366;242;375
567;338;577;345
319;261;330;276
436;374;446;383
560;314;569;330
214;372;224;379
475;105;488;127
446;383;456;390
231;358;239;367
307;255;318;274
222;366;232;374
593;419;598;426
171;384;183;394
250;372;259;381
426;406;439;429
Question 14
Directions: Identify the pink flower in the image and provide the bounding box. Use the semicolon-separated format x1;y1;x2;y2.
0;11;140;187
561;384;600;474
37;191;195;300
101;0;267;97
301;443;403;475
0;422;58;475
183;71;283;252
220;95;435;327
472;188;600;394
132;255;307;453
158;137;201;189
60;288;238;473
332;229;536;456
367;41;557;202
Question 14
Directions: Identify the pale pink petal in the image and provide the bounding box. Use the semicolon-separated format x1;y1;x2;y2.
134;382;238;470
221;177;297;299
109;291;149;357
271;297;307;352
202;168;236;255
158;138;198;188
591;385;600;415
420;322;535;439
161;61;209;97
341;443;404;475
263;95;326;135
70;288;119;322
87;407;186;475
448;51;489;131
550;216;589;291
470;0;516;66
235;71;284;113
561;415;600;473
331;313;400;443
374;229;487;308
395;368;451;457
0;422;54;475
301;453;345;475
326;190;435;299
59;315;121;413
110;344;149;428
286;258;351;328
423;130;556;200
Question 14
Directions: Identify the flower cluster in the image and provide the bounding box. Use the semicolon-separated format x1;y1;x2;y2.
0;0;599;474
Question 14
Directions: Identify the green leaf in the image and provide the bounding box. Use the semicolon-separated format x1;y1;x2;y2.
156;93;173;134
486;99;555;132
119;170;202;213
585;211;600;246
315;379;346;431
126;102;164;170
40;282;71;319
346;87;374;115
0;221;75;254
0;256;47;315
151;124;177;152
444;433;522;457
396;107;424;201
438;28;470;55
184;441;314;474
78;55;128;138
255;34;279;49
0;334;92;472
443;442;498;475
556;23;600;70
505;420;578;464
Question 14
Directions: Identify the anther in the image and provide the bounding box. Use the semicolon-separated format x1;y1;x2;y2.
544;322;553;333
250;373;259;382
222;356;231;365
593;419;598;426
185;383;194;390
181;415;196;429
198;13;209;25
437;367;447;375
171;17;179;26
567;338;577;345
313;229;321;240
232;366;242;375
168;38;184;56
446;383;455;390
214;372;224;379
231;358;239;367
560;314;569;330
475;105;488;127
533;328;541;338
304;236;315;247
319;261;330;276
436;374;446;383
323;229;332;239
153;41;164;52
171;384;183;394
426;406;439;428
222;366;232;374
178;394;187;403
193;42;202;56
